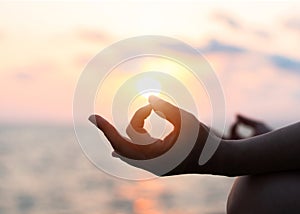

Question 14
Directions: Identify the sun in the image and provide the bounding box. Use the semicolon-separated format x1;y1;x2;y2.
136;76;161;99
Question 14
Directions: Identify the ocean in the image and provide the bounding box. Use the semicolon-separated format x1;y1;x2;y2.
0;125;234;214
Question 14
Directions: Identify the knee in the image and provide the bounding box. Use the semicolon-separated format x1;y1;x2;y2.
227;173;300;214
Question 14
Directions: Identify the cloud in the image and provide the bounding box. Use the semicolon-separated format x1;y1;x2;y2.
269;55;300;72
253;30;271;39
74;54;93;68
10;62;56;81
163;39;247;55
159;41;191;54
77;29;113;43
212;11;273;40
212;12;242;29
200;39;246;54
162;38;299;74
15;72;33;80
284;17;300;31
201;41;299;74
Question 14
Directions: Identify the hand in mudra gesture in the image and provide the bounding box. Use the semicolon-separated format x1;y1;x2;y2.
89;96;222;176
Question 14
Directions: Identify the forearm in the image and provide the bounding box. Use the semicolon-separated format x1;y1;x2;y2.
222;122;300;176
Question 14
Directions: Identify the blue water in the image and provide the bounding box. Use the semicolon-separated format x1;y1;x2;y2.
0;125;233;214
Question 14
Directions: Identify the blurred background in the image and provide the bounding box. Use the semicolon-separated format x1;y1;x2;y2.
1;1;300;213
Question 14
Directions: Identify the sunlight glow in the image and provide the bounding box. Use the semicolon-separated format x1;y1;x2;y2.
136;76;161;99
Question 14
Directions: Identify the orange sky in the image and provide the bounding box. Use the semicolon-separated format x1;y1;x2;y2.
1;1;300;129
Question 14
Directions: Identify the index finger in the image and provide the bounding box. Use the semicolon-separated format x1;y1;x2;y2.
126;104;157;145
237;114;261;127
129;104;152;132
148;96;181;128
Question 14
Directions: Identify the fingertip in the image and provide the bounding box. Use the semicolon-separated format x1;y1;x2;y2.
148;95;160;104
88;115;97;125
88;114;107;129
142;104;152;111
237;113;242;117
237;114;249;122
112;151;121;158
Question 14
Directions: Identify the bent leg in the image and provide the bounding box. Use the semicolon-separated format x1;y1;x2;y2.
227;171;300;214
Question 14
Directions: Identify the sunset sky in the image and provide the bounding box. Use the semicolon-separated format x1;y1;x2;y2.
1;1;300;130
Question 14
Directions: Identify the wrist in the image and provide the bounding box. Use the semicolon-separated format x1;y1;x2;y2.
201;139;239;177
218;139;240;176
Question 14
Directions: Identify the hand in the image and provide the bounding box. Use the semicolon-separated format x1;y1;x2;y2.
229;114;272;139
89;96;225;176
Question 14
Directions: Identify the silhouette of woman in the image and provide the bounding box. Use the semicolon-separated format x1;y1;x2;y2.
89;96;300;213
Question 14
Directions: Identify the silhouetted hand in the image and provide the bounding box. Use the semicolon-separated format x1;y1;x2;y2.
89;96;223;176
229;114;272;139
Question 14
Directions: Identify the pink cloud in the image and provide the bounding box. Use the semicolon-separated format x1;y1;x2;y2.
77;29;113;44
212;11;242;30
9;62;56;81
284;16;300;31
73;54;94;68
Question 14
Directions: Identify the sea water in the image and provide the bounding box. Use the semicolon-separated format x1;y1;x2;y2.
0;124;233;214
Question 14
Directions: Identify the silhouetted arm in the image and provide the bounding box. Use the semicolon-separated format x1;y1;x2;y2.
222;122;300;176
89;96;300;177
